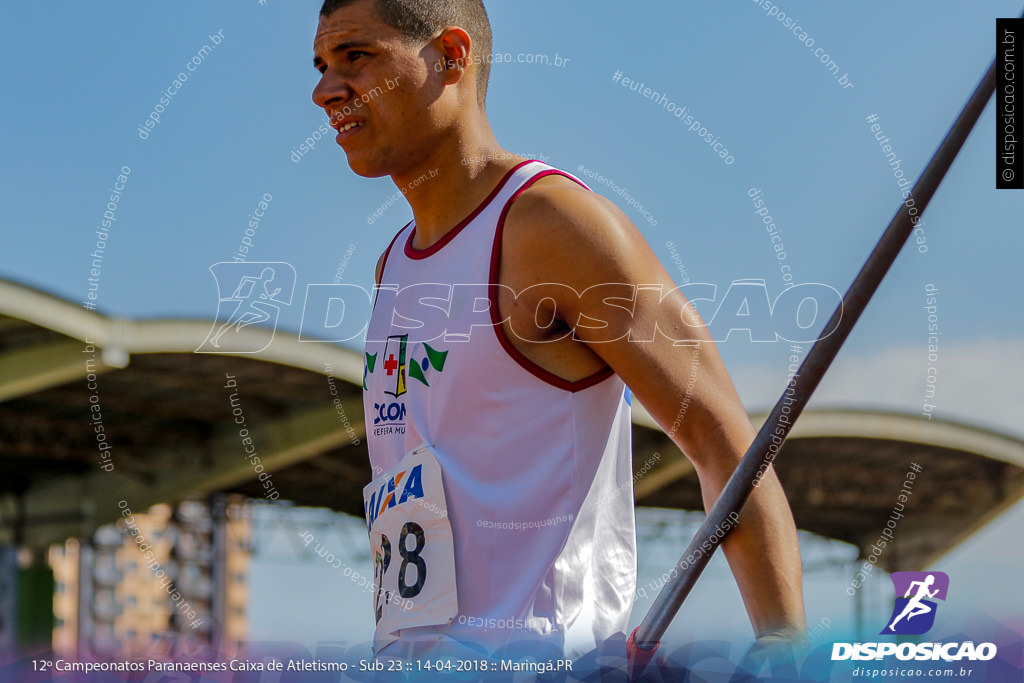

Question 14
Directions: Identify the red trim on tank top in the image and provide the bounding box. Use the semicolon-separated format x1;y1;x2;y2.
404;160;536;260
372;221;411;311
378;222;410;286
488;170;616;393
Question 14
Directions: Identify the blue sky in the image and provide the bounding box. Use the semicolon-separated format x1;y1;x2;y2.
2;0;1022;658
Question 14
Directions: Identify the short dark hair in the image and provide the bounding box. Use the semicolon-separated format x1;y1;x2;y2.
320;0;493;105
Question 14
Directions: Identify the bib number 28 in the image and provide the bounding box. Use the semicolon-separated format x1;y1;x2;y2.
363;444;458;638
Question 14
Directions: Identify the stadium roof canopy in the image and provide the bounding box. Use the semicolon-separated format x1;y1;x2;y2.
2;278;1022;571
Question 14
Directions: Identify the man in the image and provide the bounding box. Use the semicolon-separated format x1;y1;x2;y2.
311;0;805;663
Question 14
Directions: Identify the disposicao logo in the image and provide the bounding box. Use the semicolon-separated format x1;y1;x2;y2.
832;571;997;662
881;571;948;635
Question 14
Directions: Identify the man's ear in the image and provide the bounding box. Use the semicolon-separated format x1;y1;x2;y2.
436;26;472;85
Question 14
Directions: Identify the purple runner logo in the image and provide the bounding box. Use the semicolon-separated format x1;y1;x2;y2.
881;571;949;635
198;262;296;353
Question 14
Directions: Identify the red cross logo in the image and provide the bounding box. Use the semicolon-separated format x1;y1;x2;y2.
384;354;399;376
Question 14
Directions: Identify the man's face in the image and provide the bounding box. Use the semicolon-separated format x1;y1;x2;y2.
312;0;443;178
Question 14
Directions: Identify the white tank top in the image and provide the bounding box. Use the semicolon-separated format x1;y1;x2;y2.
362;160;636;659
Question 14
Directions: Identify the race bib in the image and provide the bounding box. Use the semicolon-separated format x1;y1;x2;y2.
363;444;458;645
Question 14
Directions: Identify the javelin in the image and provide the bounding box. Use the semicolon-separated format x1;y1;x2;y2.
627;32;1011;680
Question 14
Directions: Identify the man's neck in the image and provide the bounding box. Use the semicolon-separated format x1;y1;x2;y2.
393;129;525;250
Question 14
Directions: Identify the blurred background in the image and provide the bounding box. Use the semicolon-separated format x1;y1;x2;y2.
0;0;1021;668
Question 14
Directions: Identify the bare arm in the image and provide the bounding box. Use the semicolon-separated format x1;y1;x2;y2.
504;182;806;638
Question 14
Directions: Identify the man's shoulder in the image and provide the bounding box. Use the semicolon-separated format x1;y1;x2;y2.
509;171;609;230
502;171;644;278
